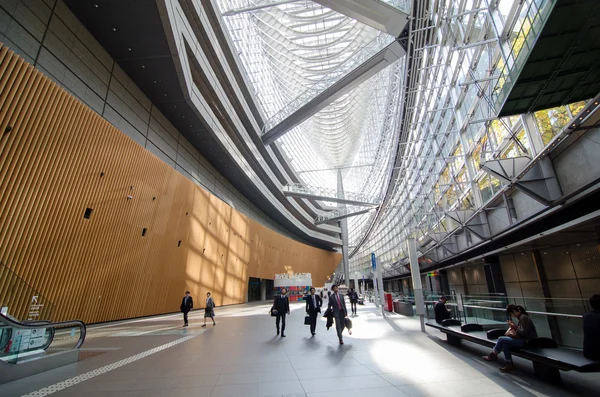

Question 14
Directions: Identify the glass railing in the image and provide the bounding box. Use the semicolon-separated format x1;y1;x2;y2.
492;0;557;113
0;312;85;365
262;33;395;134
419;294;588;349
0;261;55;321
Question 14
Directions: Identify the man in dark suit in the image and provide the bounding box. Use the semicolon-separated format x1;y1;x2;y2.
347;288;359;315
305;287;322;336
328;284;349;345
180;291;193;327
272;287;290;337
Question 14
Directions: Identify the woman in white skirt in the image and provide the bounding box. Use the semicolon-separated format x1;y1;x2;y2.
202;292;216;327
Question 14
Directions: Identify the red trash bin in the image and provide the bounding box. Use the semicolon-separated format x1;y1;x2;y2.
384;293;393;311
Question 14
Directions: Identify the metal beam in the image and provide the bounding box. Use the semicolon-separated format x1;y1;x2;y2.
311;0;409;37
262;40;405;145
221;0;301;16
283;190;380;207
296;164;375;174
315;207;377;225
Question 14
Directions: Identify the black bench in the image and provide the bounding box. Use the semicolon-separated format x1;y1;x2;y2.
426;320;600;382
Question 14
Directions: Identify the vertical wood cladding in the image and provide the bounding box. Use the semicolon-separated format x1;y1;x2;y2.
0;44;341;323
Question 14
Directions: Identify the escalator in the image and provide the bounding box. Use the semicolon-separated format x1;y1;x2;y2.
0;312;86;384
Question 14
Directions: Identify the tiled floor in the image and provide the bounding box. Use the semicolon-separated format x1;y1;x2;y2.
1;300;599;396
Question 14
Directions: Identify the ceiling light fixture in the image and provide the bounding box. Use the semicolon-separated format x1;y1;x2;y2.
112;28;117;32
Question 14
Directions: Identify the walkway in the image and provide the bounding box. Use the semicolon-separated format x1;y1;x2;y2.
1;300;598;396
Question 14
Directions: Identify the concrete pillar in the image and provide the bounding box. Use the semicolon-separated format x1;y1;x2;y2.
376;258;385;316
408;238;425;332
337;169;350;285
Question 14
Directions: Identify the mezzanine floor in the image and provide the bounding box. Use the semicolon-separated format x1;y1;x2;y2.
1;300;598;397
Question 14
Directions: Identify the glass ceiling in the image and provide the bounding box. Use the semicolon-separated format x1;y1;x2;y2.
217;1;584;279
215;0;401;199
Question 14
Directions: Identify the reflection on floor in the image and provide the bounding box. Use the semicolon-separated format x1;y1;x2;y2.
1;300;598;396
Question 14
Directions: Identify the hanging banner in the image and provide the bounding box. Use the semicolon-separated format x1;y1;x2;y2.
371;253;377;271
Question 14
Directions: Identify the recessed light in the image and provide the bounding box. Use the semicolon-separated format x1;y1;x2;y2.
94;3;99;8
572;123;576;127
594;101;599;105
182;115;186;119
112;27;117;32
173;105;177;108
141;65;145;69
190;124;193;127
127;47;132;51
153;80;157;84
164;93;168;97
579;117;583;120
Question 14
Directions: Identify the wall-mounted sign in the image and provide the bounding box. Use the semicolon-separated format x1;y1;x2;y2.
27;295;44;320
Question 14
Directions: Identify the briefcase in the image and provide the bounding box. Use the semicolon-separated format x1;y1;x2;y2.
344;317;353;330
304;316;311;325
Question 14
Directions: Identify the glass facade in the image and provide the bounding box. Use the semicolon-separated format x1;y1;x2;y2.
216;1;590;278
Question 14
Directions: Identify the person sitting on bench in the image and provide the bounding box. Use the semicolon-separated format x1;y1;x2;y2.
434;296;452;324
583;294;600;360
483;304;538;373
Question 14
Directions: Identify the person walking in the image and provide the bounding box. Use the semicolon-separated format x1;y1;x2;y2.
202;292;216;327
271;287;290;337
348;288;359;315
306;287;322;336
180;291;193;327
483;304;538;373
328;284;349;345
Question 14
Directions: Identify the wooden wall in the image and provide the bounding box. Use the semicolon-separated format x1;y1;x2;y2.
0;44;341;323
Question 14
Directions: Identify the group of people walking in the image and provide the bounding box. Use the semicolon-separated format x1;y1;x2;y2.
181;285;356;344
271;284;352;344
180;291;215;327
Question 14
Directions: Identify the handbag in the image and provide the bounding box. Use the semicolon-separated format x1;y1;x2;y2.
304;316;311;325
270;309;278;317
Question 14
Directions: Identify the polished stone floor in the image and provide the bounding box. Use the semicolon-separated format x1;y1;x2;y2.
1;299;599;397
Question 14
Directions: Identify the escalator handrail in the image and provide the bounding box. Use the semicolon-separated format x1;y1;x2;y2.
0;313;86;349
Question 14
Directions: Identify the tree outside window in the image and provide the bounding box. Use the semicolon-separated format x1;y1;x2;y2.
534;106;570;145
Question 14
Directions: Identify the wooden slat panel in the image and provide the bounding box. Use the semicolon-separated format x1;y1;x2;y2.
0;43;341;323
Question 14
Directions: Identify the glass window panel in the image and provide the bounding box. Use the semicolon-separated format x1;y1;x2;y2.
534;106;570;145
478;175;493;203
501;128;529;158
568;100;587;117
490;175;502;193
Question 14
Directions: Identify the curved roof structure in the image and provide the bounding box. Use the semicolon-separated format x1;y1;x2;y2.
216;0;404;250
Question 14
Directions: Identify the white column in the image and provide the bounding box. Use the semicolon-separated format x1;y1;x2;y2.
376;258;385;316
408;238;426;332
372;271;380;307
